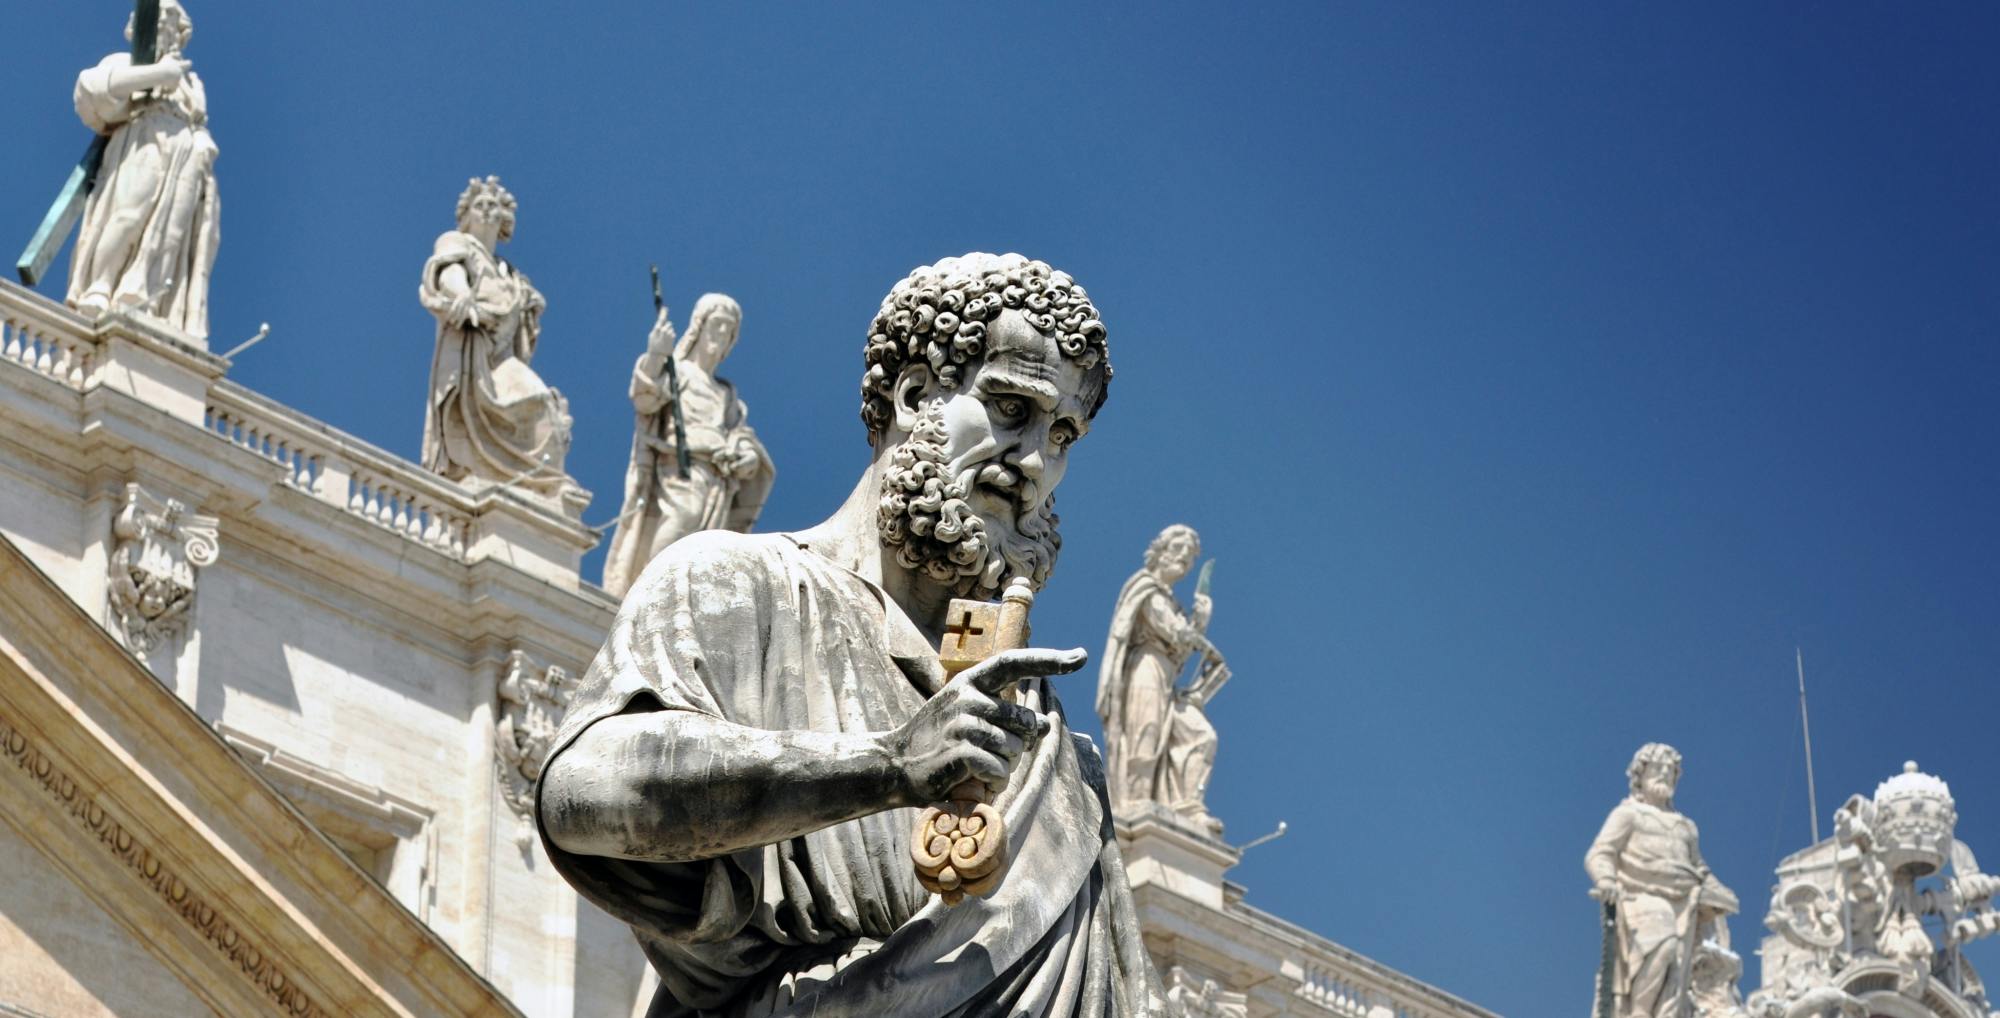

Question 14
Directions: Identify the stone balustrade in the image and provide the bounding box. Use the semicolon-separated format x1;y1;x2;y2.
0;286;95;390
204;381;473;560
0;280;586;582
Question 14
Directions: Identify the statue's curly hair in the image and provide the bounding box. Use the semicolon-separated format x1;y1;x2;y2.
454;176;518;243
1627;742;1682;794
860;253;1111;441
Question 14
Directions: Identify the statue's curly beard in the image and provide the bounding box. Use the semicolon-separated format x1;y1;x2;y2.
878;401;1061;600
1640;776;1676;809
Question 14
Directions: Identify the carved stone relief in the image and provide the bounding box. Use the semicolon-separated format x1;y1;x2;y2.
495;648;572;828
1166;966;1247;1018
107;481;219;653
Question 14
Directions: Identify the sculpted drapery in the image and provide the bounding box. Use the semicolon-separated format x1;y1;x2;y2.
1097;525;1222;830
1586;743;1740;1018
602;294;776;599
543;533;1163;1017
67;0;220;343
418;177;576;504
538;254;1167;1017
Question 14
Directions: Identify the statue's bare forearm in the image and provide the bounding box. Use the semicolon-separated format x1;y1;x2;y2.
540;710;910;863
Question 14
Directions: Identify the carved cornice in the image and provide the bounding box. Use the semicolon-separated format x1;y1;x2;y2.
0;712;330;1018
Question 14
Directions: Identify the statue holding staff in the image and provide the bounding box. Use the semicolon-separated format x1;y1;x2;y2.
1587;743;1741;1018
601;290;775;599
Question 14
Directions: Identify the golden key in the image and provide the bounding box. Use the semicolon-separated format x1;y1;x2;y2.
910;577;1033;905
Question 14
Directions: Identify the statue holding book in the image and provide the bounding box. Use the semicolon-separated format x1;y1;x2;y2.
1098;524;1232;834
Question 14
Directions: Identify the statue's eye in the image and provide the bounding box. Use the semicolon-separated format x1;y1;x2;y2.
1050;422;1079;448
992;397;1028;423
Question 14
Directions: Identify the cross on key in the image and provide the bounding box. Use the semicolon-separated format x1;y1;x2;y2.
943;609;985;653
938;600;1004;678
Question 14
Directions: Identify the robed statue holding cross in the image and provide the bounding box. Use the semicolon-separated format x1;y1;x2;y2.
22;0;220;344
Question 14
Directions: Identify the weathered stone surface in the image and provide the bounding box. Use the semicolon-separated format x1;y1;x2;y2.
537;253;1177;1016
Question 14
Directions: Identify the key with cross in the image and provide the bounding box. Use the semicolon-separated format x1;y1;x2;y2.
910;577;1034;905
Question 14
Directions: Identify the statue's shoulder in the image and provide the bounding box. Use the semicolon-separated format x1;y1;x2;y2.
430;230;481;261
636;530;800;591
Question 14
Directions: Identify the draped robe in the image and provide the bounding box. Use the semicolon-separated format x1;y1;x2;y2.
418;231;573;498
601;358;775;599
68;52;220;342
539;531;1168;1017
1096;572;1214;815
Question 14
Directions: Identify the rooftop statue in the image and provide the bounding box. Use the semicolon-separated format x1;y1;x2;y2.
601;291;775;599
538;253;1173;1015
64;0;220;343
1586;742;1744;1018
418;176;582;513
1097;524;1231;835
1751;761;2000;1018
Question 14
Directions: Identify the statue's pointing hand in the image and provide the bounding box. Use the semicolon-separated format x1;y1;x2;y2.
889;647;1081;804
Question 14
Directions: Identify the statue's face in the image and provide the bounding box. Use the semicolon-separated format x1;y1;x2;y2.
1158;534;1197;582
459;191;511;244
696;314;738;369
930;309;1090;535
876;308;1093;597
1636;758;1680;806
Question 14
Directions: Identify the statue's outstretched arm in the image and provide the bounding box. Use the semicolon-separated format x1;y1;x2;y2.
539;648;1073;863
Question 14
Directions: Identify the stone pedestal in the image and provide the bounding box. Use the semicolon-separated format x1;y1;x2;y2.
1115;803;1242;912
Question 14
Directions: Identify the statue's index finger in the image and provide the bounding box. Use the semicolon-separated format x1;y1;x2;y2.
965;647;1088;695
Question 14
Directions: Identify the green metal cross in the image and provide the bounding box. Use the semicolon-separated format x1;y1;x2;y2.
15;0;161;286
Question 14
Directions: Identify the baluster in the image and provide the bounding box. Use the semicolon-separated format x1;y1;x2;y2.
68;344;88;387
32;331;53;375
1;321;17;363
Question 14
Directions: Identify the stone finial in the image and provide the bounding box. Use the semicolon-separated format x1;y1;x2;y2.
107;482;219;652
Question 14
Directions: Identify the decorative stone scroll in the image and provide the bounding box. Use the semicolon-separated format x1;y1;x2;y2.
494;648;572;825
1166;966;1247;1018
107;481;219;653
1751;761;2000;1018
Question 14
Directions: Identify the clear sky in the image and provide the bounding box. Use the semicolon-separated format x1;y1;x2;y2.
6;3;1998;1013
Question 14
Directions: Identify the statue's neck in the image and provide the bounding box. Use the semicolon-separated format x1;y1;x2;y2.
793;453;956;641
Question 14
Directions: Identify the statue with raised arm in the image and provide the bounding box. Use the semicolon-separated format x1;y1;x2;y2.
1097;524;1231;834
66;0;220;343
601;292;776;598
1587;743;1742;1018
418;176;582;512
537;253;1171;1016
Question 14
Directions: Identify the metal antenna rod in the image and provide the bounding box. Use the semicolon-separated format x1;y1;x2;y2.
1797;647;1821;844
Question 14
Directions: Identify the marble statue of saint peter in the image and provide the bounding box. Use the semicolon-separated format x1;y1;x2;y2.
538;253;1170;1017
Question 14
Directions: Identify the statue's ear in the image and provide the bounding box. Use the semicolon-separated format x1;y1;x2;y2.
892;365;933;432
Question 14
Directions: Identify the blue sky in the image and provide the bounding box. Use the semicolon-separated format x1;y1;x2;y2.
7;3;1998;1012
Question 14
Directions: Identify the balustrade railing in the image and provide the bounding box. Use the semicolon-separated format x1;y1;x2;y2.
204;382;471;560
0;292;94;391
0;283;486;565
